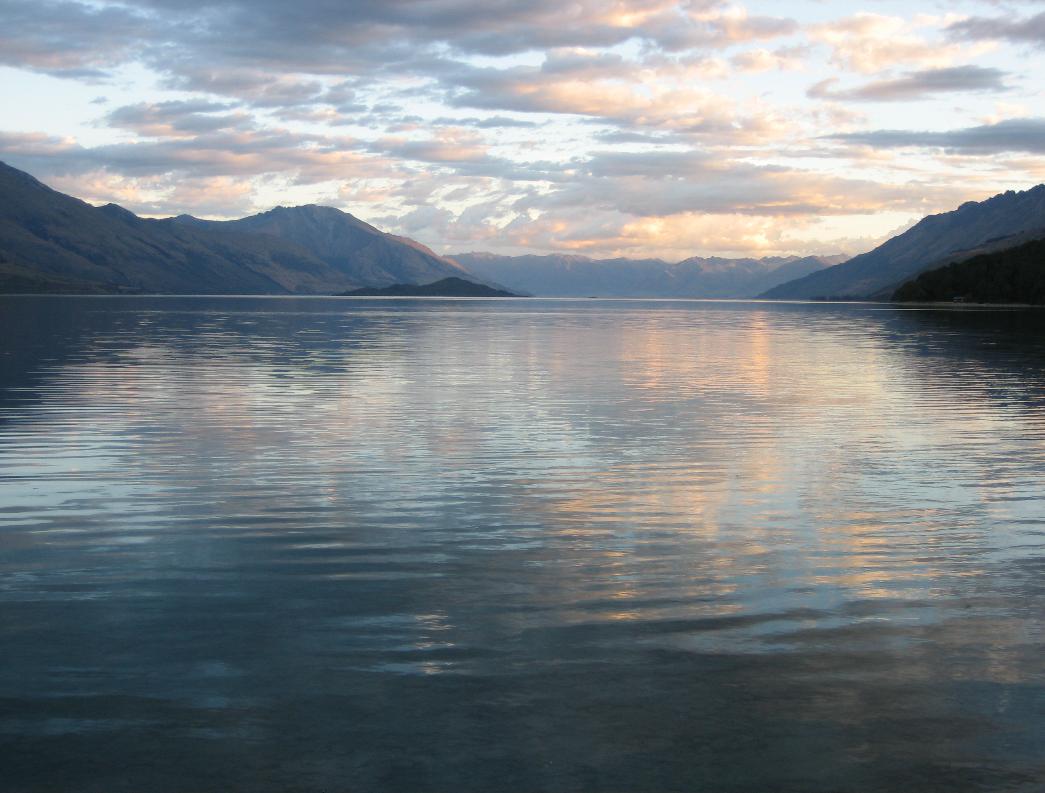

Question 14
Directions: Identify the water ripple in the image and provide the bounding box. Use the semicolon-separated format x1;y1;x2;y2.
2;297;1045;791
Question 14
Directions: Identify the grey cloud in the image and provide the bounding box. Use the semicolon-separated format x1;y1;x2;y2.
0;0;801;160
0;0;152;77
3;1;794;89
0;127;376;184
162;69;328;107
829;118;1045;154
395;205;455;235
471;117;540;129
949;11;1045;47
321;81;365;112
105;100;247;136
0;116;560;188
540;51;629;78
593;130;680;144
369;103;405;115
431;116;540;129
808;66;1010;102
371;138;489;166
584;150;719;179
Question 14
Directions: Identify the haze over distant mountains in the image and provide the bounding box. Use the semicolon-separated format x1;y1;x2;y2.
762;184;1045;300
453;252;847;299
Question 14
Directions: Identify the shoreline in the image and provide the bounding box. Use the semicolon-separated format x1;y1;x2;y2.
887;300;1045;310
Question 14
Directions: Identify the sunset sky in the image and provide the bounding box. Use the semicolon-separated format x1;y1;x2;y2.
2;0;1044;260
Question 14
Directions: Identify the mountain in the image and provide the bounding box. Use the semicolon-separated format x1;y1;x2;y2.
761;185;1045;300
0;160;479;295
865;226;1045;301
174;205;472;288
0;160;358;294
340;277;523;297
450;252;842;298
893;237;1045;304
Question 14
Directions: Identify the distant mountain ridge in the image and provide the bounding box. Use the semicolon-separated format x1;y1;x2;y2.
450;252;845;298
762;184;1045;300
11;158;1039;303
0;160;478;295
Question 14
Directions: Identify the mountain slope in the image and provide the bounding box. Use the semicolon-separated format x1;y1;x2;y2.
893;237;1045;304
451;252;840;298
761;185;1045;300
0;161;372;294
672;254;840;298
177;205;472;287
866;226;1045;300
0;160;484;294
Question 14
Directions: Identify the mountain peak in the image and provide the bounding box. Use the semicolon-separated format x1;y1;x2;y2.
253;203;385;236
0;159;481;295
269;203;343;215
98;203;138;223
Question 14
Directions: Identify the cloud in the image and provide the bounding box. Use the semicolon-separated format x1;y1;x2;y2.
508;148;960;220
949;11;1045;48
809;12;991;74
105;100;248;137
0;126;389;185
461;116;540;129
0;0;1042;259
441;59;793;143
1;0;793;83
0;0;151;78
495;207;796;257
162;70;330;108
731;45;808;74
807;66;1010;102
829;118;1045;155
371;130;492;166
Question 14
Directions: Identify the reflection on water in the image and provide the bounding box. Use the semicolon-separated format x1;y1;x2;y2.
2;296;1045;792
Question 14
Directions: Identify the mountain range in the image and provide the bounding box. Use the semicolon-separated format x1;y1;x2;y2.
451;252;847;298
0;160;471;294
2;158;1043;300
0;160;843;298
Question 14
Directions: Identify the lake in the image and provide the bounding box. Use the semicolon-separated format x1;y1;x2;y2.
2;296;1045;792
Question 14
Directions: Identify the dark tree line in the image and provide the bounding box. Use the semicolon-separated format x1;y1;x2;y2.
893;237;1045;304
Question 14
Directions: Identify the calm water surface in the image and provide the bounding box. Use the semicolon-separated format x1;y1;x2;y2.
2;296;1045;792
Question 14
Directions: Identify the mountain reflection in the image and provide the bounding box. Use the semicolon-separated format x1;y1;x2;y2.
2;297;1045;792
